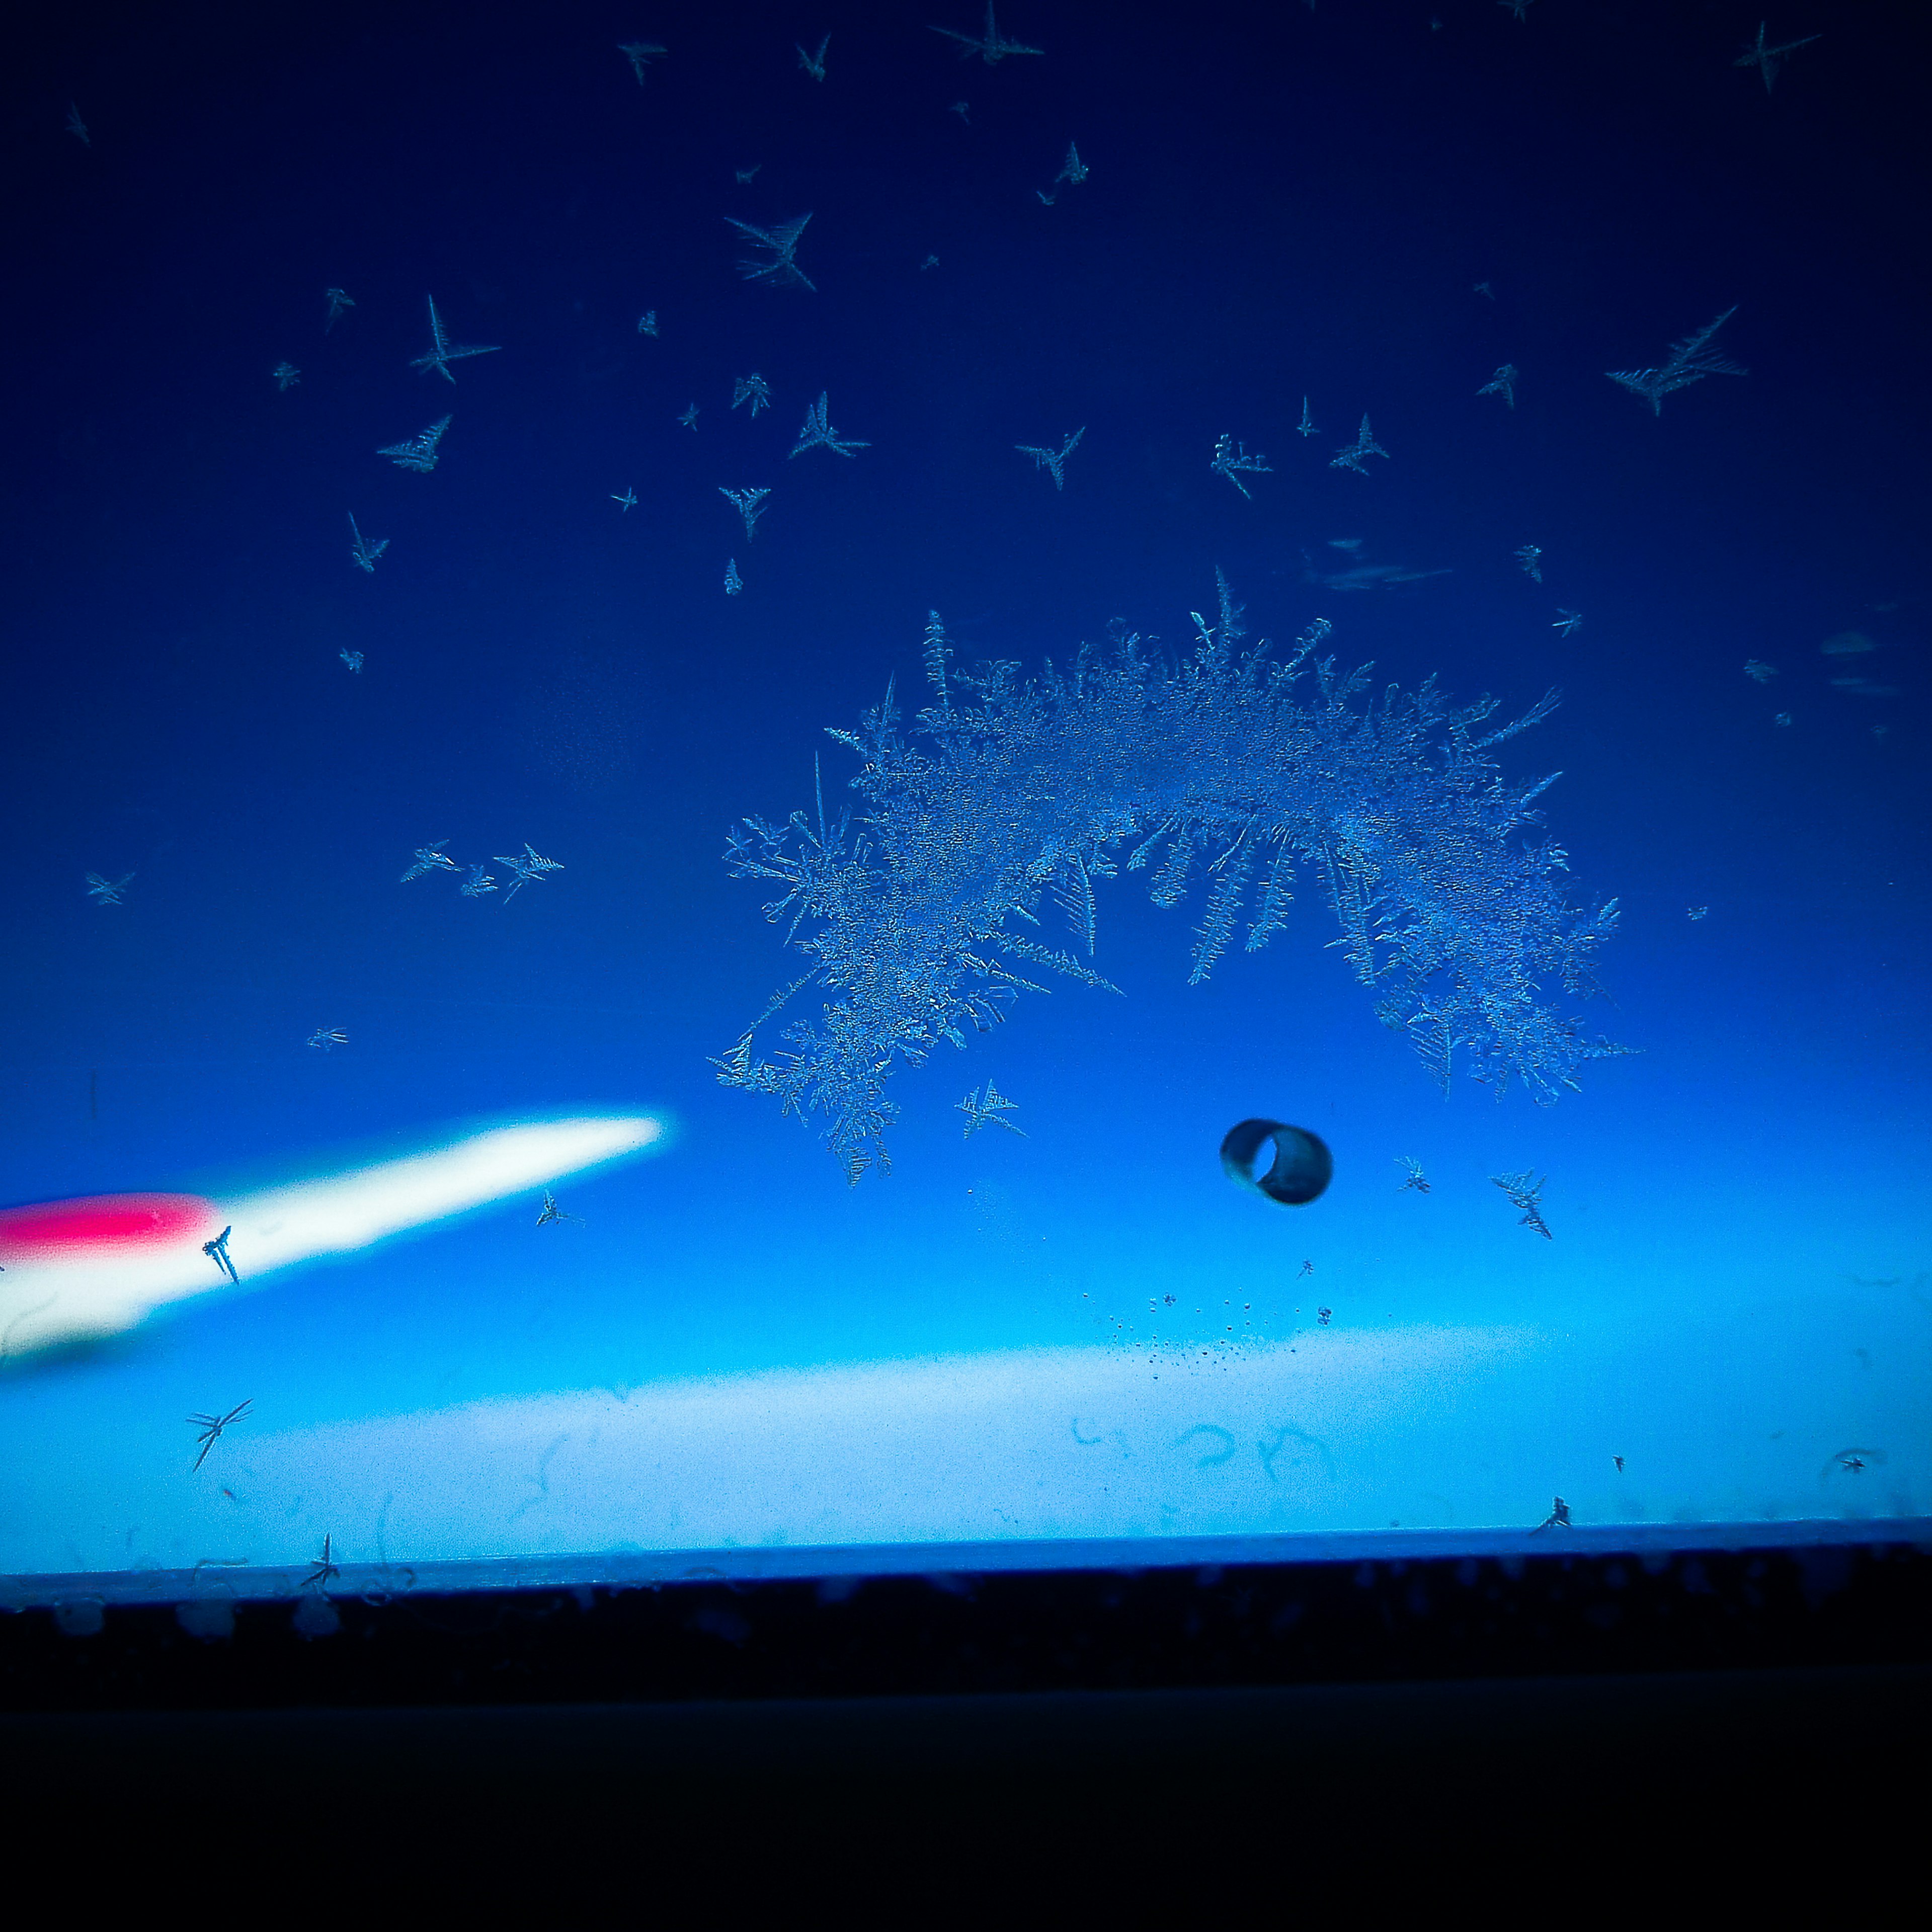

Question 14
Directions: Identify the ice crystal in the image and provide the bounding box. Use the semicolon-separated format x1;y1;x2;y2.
495;844;563;904
1743;659;1778;683
1491;1169;1552;1239
272;361;300;391
612;487;638;512
618;41;667;85
1055;142;1088;186
66;103;90;146
1515;544;1543;582
1552;610;1583;637
1296;397;1318;438
347;513;389;571
720;487;771;540
1735;22;1820;94
1016;427;1084;490
732;372;772;415
85;871;133;906
1477;363;1517;409
409;297;500;384
1330;415;1389;475
958;1080;1026;1139
339;648;364;673
725;214;816;292
307;1028;349;1052
378;417;451;472
725;558;744;596
930;4;1042;63
459;864;498;898
678;403;700;431
637;310;659;337
400;841;460;882
798;33;830;81
1210;433;1271;499
789;392;869;458
720;580;1625;1181
324;287;355;331
1606;308;1745;415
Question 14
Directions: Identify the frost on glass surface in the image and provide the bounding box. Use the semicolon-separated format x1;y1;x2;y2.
719;579;1625;1182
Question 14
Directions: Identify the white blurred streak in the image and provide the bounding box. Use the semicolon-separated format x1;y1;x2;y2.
0;1115;665;1357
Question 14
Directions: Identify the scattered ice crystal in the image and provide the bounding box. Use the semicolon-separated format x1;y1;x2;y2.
378;416;451;472
347;513;389;571
725;214;816;291
1477;363;1517;409
789;392;869;458
1016;428;1084;490
929;5;1043;63
408;297;500;384
1606;308;1745;415
1734;22;1820;94
1210;433;1271;498
720;487;771;539
618;41;668;85
400;841;460;883
1329;415;1389;476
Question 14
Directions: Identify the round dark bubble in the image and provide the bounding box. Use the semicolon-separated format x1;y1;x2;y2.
1220;1118;1334;1206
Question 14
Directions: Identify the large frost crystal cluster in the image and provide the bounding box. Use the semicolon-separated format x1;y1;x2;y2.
719;579;1625;1182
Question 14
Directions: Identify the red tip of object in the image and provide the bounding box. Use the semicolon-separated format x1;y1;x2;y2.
0;1193;220;1262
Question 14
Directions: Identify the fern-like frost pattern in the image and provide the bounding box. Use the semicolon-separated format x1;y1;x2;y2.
720;581;1625;1181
